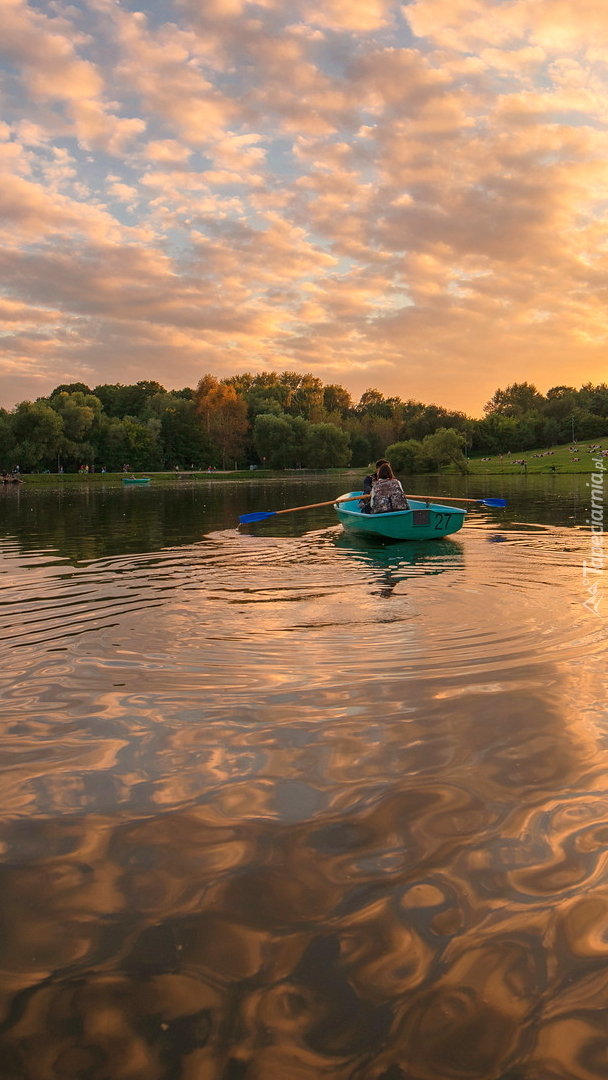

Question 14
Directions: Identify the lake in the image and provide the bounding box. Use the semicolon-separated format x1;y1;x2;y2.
1;473;607;1080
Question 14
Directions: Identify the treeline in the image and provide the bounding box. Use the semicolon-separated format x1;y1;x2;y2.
1;375;607;473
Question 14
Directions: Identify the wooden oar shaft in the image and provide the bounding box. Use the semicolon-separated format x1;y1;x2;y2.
275;493;369;515
407;493;485;504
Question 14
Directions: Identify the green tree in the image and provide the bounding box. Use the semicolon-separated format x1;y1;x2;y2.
0;409;16;470
578;383;608;417
92;415;162;471
422;428;469;474
356;388;388;415
96;417;128;470
93;381;167;419
155;395;212;468
49;391;105;469
50;382;92;397
11;400;64;470
50;392;100;441
546;385;577;400
402;404;468;440
541;417;563;445
483;382;544;418
196;376;249;468
348;433;373;468
121;417;163;469
289;416;309;465
385;439;426;474
252;414;309;467
543;387;578;424
515;410;550;450
281;372;324;419
323;384;352;415
354;390;409;453
253;414;295;467
571;409;608;440
303;423;350;468
359;416;397;460
473;413;523;453
244;388;286;422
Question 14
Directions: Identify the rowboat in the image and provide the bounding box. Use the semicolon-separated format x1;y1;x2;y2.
122;477;150;485
333;491;466;540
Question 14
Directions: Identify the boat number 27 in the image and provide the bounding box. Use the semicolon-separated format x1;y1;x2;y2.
434;512;453;530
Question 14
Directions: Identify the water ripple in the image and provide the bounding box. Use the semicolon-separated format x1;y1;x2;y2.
1;513;608;1079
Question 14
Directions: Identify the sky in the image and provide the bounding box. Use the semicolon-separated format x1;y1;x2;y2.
1;0;608;417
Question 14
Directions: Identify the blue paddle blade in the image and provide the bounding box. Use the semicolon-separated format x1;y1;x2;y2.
239;510;277;524
479;498;506;507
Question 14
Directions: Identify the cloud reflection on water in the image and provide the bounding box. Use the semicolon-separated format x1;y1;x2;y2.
2;677;608;1079
1;493;608;1077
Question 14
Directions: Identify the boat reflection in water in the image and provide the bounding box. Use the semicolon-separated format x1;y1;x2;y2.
332;530;465;595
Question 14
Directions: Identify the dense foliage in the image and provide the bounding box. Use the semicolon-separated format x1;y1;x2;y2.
1;375;607;473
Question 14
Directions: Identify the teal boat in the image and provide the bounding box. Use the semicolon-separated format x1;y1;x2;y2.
122;477;150;485
334;491;466;540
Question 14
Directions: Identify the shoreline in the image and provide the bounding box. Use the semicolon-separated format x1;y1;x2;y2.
5;464;598;485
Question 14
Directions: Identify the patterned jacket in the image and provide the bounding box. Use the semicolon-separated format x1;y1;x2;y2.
370;478;409;514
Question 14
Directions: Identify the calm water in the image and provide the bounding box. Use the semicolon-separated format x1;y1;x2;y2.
0;474;607;1080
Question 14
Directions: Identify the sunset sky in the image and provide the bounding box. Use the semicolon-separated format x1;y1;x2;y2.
1;0;607;416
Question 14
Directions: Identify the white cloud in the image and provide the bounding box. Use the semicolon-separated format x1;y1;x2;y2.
1;0;607;413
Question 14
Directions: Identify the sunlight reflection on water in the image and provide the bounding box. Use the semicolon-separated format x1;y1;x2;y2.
0;482;607;1079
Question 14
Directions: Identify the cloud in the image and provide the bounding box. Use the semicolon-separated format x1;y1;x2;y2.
100;3;238;142
143;140;192;164
0;297;61;325
0;0;145;155
1;0;103;100
404;0;608;53
0;172;150;245
303;0;395;31
67;100;146;155
106;180;140;207
1;0;608;413
0;174;70;237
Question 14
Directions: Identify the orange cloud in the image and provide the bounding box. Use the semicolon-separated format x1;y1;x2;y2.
304;0;394;31
1;0;608;413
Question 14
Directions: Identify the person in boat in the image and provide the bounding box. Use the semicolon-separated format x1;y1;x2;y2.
370;463;409;514
360;458;389;513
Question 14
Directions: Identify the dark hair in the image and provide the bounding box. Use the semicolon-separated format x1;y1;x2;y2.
375;458;389;469
377;463;394;480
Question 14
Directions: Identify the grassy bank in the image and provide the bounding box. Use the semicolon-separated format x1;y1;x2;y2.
9;470;266;485
13;468;364;486
444;440;606;476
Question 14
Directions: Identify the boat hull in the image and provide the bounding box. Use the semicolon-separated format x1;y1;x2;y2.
334;492;466;540
122;478;150;484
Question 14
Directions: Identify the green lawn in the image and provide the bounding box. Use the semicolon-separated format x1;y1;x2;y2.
10;470;268;485
12;468;337;485
456;440;607;475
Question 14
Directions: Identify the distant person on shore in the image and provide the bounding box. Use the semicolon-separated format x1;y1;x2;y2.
360;458;389;513
370;463;409;514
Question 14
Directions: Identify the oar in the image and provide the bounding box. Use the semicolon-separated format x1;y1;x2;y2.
407;494;506;508
239;493;369;524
